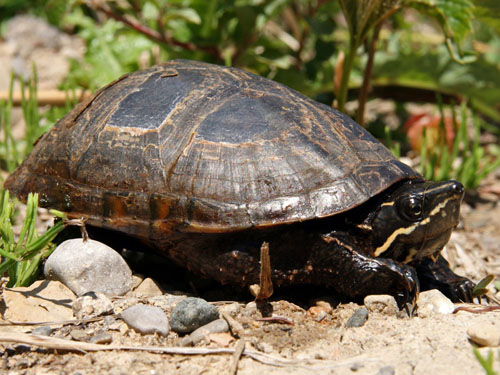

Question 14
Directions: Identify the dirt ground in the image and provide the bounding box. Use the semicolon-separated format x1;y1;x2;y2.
1;16;500;375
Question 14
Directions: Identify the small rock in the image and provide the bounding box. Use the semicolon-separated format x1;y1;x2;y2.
89;332;113;344
208;332;234;346
218;302;242;317
254;341;273;354
129;278;163;297
146;294;186;313
131;275;144;289
417;289;454;318
170;297;219;334
314;300;333;314
364;295;399;316
3;280;74;323
120;304;170;336
377;365;395;375
70;329;88;342
32;326;52;336
182;319;230;346
44;239;133;296
308;306;327;322
72;292;114;320
468;322;500;347
347;307;369;328
350;362;364;371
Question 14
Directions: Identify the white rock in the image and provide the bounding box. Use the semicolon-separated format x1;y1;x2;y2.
364;295;399;316
72;292;114;320
417;289;455;318
468;322;500;347
44;239;133;296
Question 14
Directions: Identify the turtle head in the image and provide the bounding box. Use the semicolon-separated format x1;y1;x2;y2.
370;180;464;264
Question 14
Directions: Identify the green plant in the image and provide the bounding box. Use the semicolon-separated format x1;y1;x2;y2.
337;0;476;123
474;348;498;375
419;101;500;188
0;73;20;174
0;65;65;176
0;190;67;287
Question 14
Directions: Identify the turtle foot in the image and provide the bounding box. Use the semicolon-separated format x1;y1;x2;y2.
416;256;475;303
376;258;420;310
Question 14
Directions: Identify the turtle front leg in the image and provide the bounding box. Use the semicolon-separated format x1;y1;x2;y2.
314;236;420;308
415;255;475;302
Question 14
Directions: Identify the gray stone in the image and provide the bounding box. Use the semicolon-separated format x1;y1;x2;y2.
377;365;395;375
89;332;113;344
182;319;230;346
32;326;52;336
468;322;500;347
120;304;170;336
170;297;220;334
70;329;88;341
364;295;399;316
347;307;369;327
44;239;133;296
72;292;114;320
417;289;454;318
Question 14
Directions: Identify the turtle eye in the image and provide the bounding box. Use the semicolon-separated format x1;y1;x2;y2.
396;196;423;222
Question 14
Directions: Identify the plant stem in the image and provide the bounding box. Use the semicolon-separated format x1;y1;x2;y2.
95;3;221;60
356;24;381;126
336;39;357;113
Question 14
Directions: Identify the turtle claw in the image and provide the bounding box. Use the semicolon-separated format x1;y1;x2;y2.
416;256;476;303
448;278;476;303
376;258;420;310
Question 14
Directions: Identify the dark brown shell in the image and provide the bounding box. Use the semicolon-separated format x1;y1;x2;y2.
5;60;419;239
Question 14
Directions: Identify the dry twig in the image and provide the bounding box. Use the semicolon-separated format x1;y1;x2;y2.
0;331;380;370
230;339;246;375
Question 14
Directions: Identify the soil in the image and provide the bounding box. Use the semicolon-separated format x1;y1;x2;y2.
1;16;500;375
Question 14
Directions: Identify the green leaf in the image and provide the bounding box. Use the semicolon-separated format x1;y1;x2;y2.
473;274;494;297
409;0;475;63
165;8;202;25
474;0;500;35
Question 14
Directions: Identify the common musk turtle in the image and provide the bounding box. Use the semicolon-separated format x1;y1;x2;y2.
5;60;475;305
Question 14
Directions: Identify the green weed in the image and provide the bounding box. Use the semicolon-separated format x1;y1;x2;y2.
0;190;67;287
419;101;500;189
474;348;499;375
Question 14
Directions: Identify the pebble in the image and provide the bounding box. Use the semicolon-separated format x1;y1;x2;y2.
377;365;395;375
44;239;133;296
146;294;186;312
181;319;230;346
89;332;113;344
467;322;500;347
70;329;88;342
32;326;52;336
120;304;170;336
417;289;455;318
364;295;399;316
170;297;220;334
129;278;163;297
252;340;273;353
346;307;369;328
72;292;114;320
308;307;327;322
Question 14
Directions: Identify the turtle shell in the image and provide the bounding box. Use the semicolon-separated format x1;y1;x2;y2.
5;59;419;240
